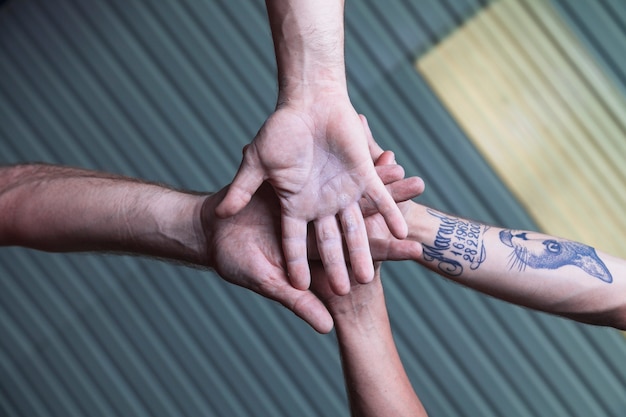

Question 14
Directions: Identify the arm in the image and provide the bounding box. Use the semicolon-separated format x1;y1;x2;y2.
404;203;626;330
216;0;407;296
0;163;206;264
360;116;626;330
311;264;427;417
0;163;333;333
0;162;423;334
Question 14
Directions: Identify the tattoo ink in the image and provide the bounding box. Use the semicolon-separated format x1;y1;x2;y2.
499;230;613;283
422;209;488;276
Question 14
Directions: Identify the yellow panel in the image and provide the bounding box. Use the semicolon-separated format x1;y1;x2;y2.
418;0;626;259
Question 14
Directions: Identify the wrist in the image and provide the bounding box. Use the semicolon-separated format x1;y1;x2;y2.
151;190;208;267
267;0;347;103
277;76;348;107
198;190;225;269
328;279;386;329
406;203;432;243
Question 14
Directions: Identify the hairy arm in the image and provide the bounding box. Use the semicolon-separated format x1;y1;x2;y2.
0;163;338;332
0;162;424;334
403;202;626;330
265;0;347;101
0;163;206;265
311;264;427;417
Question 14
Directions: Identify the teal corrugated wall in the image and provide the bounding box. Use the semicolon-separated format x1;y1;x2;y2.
1;0;626;416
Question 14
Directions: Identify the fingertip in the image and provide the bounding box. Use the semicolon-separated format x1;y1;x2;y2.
218;156;264;217
375;150;396;167
397;240;423;261
350;250;375;284
314;311;335;334
289;290;334;334
412;176;426;195
214;190;248;218
375;164;405;184
287;262;311;291
324;263;351;296
412;241;424;259
331;277;351;296
392;219;409;240
214;200;238;218
354;266;375;285
378;199;409;239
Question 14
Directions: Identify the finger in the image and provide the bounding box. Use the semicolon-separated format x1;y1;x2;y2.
375;150;397;167
314;216;350;295
359;114;384;161
360;176;424;217
387;176;425;203
282;216;311;291
369;238;423;262
365;177;409;239
339;203;374;284
215;146;265;218
374;164;405;184
259;270;334;334
284;289;335;334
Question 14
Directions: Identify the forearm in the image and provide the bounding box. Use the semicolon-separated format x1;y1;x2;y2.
265;0;347;103
332;278;427;417
406;202;626;329
0;164;208;266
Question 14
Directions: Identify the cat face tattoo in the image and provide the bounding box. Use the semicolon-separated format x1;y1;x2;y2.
499;230;613;283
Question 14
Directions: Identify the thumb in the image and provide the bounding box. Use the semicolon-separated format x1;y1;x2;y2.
215;146;265;218
281;287;335;334
359;114;384;161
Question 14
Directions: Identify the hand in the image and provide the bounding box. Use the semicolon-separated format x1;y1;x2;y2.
202;183;333;334
309;260;385;319
360;115;425;261
216;94;408;295
203;163;421;334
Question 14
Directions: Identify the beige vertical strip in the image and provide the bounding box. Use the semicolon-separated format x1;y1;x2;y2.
417;0;626;259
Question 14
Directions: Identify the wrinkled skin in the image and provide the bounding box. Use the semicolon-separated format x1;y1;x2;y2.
215;96;410;296
203;149;424;333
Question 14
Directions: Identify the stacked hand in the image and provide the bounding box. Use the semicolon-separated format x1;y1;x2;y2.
204;126;424;332
215;96;410;296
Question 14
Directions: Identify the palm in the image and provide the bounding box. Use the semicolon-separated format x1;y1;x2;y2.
202;183;333;334
201;163;422;334
217;97;407;295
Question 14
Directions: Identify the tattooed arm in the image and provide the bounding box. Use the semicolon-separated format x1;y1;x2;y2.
401;202;626;330
360;117;626;331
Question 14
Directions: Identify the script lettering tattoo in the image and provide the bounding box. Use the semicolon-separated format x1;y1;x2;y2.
422;209;488;276
499;230;613;283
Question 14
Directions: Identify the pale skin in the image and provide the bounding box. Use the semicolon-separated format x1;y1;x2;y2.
216;0;408;296
403;204;626;330
3;153;626;416
363;123;626;331
310;263;428;417
3;131;626;335
0;161;427;416
0;162;423;334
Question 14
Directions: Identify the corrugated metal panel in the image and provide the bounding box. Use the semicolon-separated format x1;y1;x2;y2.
550;0;626;96
1;1;625;417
